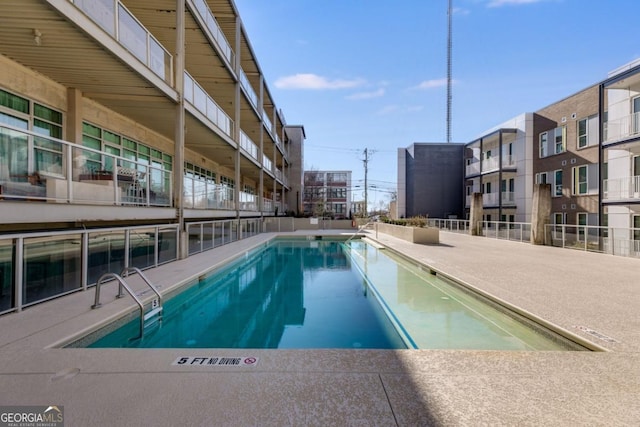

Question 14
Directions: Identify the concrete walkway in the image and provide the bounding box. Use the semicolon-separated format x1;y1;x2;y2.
0;230;638;426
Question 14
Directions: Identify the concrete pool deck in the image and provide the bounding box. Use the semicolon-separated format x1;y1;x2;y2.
0;229;638;426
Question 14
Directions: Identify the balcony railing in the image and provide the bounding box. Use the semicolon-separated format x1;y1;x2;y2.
262;110;273;134
71;0;173;84
263;155;272;173
239;68;259;110
0;124;171;206
183;178;234;210
239;191;257;211
263;197;273;212
502;191;515;205
603;112;640;144
603;176;640;201
191;0;234;66
482;192;499;206
466;162;480;176
184;71;233;137
239;131;259;161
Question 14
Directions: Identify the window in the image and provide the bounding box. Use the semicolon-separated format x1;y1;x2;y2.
554;126;566;154
572;164;598;195
0;89;64;180
81;123;172;198
554;170;563;197
539;132;548;158
577;118;588;148
574;166;587;194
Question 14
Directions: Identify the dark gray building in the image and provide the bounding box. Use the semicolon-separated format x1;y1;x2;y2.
397;143;464;219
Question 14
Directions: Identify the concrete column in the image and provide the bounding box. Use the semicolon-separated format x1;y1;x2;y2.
469;193;483;236
530;183;551;245
175;0;187;259
66;88;83;144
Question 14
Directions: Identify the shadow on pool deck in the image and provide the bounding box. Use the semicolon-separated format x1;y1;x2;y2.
0;230;639;426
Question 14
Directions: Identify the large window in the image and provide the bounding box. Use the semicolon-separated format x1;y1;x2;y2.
81;122;172;202
0;89;63;181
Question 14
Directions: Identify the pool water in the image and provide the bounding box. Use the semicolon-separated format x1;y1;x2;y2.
87;240;407;349
84;238;584;350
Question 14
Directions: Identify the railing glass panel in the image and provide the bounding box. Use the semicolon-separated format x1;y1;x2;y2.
191;0;234;65
239;131;259;160
240;68;258;109
183;71;233;137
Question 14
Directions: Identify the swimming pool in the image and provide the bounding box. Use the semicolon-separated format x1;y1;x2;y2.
79;238;585;350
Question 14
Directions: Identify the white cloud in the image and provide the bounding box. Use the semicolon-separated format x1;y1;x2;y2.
345;88;385;100
413;78;449;90
487;0;546;7
453;7;471;15
274;73;365;90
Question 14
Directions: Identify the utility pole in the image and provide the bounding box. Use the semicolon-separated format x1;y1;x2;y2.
362;148;374;217
446;0;453;143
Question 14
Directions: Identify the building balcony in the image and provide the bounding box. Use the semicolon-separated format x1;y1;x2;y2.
603;176;640;202
183;179;233;211
603;113;640;145
0;124;171;208
70;0;173;85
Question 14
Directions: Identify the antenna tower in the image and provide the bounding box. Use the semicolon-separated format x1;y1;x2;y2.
446;0;453;143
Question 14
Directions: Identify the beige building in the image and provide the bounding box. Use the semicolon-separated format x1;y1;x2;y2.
0;0;302;313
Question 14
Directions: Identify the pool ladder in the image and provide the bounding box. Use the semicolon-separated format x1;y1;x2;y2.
91;267;163;339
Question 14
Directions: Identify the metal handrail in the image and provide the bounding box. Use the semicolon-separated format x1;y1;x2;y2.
92;273;146;339
120;267;162;307
91;270;163;339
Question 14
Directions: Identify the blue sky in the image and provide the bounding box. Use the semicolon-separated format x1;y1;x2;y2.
234;0;640;207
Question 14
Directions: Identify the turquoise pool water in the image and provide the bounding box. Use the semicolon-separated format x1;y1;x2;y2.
84;238;583;350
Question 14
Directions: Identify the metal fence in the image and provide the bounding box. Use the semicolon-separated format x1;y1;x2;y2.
545;224;640;258
0;223;179;315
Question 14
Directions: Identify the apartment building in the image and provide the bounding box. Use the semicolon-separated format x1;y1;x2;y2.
303;171;352;219
533;85;601;231
0;0;301;314
601;59;640;255
464;113;534;223
397;143;464;219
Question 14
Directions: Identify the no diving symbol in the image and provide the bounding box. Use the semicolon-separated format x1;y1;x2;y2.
243;357;257;366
